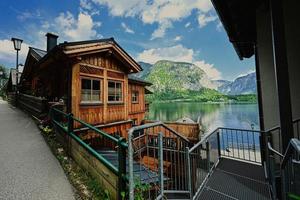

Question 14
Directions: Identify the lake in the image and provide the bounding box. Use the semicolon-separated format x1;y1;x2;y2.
147;102;260;133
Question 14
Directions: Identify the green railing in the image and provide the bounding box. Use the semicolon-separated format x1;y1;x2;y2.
50;107;128;200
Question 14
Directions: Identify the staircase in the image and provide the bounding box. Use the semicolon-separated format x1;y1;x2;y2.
197;158;271;200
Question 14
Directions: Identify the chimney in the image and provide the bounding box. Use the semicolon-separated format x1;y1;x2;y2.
46;33;58;52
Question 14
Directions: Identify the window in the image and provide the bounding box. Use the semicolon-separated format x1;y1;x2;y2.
132;119;138;126
108;81;123;102
81;78;101;102
132;91;139;103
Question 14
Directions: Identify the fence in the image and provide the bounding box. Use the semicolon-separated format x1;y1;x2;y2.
144;120;201;143
18;93;47;117
50;108;127;200
187;127;262;199
128;122;192;200
127;123;262;200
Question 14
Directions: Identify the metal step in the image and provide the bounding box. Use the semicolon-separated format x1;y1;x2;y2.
197;158;272;200
164;191;190;200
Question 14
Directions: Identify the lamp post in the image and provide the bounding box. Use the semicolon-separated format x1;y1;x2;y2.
11;37;23;90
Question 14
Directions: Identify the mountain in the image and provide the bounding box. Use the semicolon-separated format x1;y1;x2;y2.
136;62;153;79
137;60;257;96
218;72;257;95
212;80;232;89
139;60;217;91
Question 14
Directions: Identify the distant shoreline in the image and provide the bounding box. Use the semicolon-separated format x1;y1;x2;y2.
149;99;258;104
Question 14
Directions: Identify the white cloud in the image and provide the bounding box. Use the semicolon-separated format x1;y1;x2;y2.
151;21;172;40
80;0;100;16
17;10;41;21
0;39;30;66
174;36;182;41
194;61;221;80
137;45;194;64
185;22;191;28
121;22;135;34
80;0;93;10
91;0;214;39
92;0;145;17
0;10;101;67
54;12;100;41
216;21;223;32
198;14;217;28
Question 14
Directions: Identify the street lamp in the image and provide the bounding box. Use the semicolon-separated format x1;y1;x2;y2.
11;37;23;89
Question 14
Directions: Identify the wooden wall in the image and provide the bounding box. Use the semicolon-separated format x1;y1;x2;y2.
72;53;132;128
128;83;146;125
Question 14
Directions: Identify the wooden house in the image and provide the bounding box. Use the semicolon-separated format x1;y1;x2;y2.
20;33;151;137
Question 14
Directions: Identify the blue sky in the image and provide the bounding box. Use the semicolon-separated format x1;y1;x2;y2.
0;0;254;80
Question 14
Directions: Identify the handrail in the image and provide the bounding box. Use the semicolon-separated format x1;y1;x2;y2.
128;121;191;200
51;108;128;148
73;117;128;148
293;118;300;123
267;142;284;158
50;107;128;173
261;117;299;134
189;128;219;153
69;130;119;174
52;107;69;116
264;125;280;133
129;121;190;143
281;138;300;169
189;126;262;153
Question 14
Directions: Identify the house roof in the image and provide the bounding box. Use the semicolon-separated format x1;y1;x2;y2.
30;47;47;60
35;38;142;73
211;0;260;59
128;75;152;86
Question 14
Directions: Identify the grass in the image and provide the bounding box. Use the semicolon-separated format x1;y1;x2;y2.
39;124;111;200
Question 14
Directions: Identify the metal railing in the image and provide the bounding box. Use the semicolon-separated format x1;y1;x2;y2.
128;122;192;200
187;127;262;199
127;124;262;200
293;118;300;139
50;107;128;200
281;138;300;200
267;138;300;200
262;118;300;199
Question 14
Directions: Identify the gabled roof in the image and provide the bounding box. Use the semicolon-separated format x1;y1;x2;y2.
20;47;45;82
61;38;142;73
31;47;47;60
35;38;142;73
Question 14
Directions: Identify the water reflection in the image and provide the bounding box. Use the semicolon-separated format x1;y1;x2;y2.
147;102;260;133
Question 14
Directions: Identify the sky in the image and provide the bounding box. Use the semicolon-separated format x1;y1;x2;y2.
0;0;255;81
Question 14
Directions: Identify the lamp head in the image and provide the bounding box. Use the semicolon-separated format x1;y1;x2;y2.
11;37;23;51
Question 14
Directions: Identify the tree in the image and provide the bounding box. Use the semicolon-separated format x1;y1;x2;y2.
0;65;8;79
0;65;9;97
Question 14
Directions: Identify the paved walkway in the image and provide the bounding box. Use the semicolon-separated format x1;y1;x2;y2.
0;99;75;200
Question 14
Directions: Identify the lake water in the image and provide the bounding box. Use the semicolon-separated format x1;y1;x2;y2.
147;102;260;133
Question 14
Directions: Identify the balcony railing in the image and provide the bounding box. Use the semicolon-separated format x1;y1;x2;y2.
128;124;262;200
187;127;262;199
